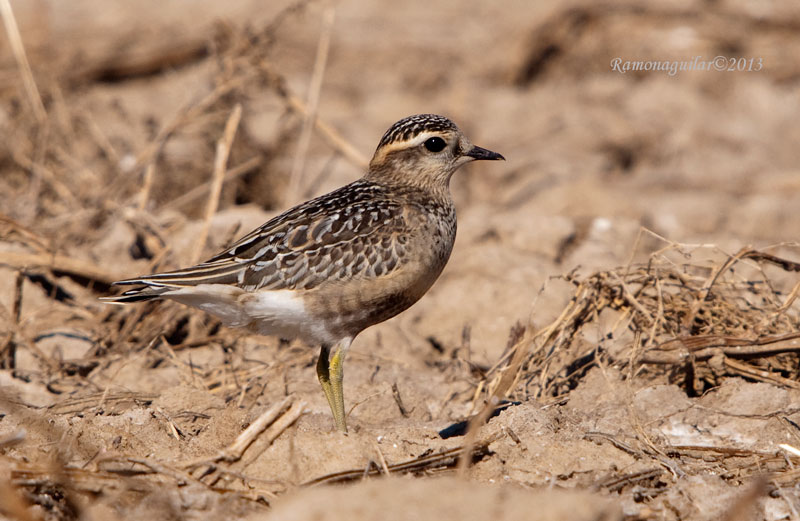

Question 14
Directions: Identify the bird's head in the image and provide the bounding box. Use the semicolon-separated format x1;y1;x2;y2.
366;114;504;190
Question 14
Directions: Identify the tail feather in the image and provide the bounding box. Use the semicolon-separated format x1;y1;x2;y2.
100;284;171;304
112;263;242;287
102;263;243;304
103;280;249;327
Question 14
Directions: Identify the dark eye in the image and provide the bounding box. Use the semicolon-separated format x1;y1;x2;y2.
424;137;447;153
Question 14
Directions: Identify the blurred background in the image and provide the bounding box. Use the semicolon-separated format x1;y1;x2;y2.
1;0;799;519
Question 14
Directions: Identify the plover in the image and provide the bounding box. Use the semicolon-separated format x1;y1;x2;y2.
105;114;504;432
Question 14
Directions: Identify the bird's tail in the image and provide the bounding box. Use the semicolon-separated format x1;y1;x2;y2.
100;259;243;304
101;275;248;327
99;282;172;304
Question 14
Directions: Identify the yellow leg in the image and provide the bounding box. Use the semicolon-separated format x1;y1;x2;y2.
316;342;349;433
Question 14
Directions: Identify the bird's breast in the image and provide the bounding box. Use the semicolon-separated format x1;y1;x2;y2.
303;203;457;338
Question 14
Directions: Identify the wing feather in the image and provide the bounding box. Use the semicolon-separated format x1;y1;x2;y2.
108;180;414;301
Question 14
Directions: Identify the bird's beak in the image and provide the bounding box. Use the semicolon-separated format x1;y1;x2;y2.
466;145;505;161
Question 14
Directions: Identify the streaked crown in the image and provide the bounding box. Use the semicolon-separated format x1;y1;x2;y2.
376;114;459;149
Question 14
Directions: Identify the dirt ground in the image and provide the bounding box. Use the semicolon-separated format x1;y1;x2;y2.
1;0;800;519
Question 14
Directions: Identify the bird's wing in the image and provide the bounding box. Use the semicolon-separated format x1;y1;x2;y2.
109;181;413;296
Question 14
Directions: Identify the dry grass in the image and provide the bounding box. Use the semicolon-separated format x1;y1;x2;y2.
470;237;800;503
485;239;800;402
1;1;800;519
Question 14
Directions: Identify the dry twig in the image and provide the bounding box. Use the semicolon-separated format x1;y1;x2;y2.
0;0;45;121
190;103;243;264
286;6;335;205
162;156;262;212
303;433;502;486
182;396;304;470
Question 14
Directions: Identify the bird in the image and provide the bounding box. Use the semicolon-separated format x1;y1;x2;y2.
103;114;504;433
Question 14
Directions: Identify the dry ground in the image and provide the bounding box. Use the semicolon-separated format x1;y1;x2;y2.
2;0;800;519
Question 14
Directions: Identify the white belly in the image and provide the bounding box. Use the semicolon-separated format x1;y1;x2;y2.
163;284;339;346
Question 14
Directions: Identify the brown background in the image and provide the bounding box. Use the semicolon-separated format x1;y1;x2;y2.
1;0;800;519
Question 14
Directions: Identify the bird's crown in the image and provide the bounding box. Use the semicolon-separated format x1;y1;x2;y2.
376;114;459;149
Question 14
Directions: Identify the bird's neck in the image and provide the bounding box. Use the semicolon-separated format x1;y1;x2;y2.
365;163;454;200
363;174;452;203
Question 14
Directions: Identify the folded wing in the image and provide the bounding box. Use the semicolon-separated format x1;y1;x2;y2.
103;181;411;303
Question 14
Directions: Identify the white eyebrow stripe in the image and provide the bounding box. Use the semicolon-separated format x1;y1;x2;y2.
405;131;445;147
377;131;449;156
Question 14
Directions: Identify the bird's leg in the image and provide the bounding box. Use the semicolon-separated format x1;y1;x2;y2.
316;339;351;433
328;342;348;433
316;344;336;426
316;342;348;433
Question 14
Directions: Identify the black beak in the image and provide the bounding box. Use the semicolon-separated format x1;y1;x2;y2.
466;145;505;161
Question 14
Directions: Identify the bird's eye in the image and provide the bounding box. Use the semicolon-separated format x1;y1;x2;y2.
423;137;447;153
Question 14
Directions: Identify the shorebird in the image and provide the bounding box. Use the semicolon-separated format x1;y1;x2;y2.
104;114;504;432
